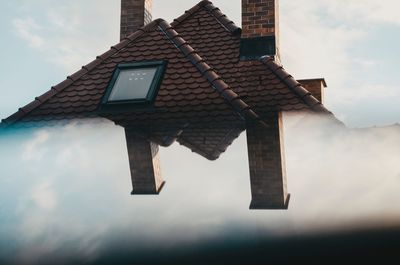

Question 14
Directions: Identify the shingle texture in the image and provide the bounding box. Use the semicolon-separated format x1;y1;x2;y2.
1;0;332;160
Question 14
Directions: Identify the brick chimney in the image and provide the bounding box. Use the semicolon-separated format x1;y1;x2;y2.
298;78;327;104
241;0;280;61
120;0;152;40
241;0;289;209
120;0;162;195
125;129;164;195
246;113;289;209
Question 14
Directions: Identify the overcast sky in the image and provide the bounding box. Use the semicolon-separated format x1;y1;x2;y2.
0;1;399;263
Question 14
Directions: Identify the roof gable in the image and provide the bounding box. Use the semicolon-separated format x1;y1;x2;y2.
2;0;331;129
2;19;261;127
1;17;260;159
1;0;335;159
171;0;240;35
171;0;329;115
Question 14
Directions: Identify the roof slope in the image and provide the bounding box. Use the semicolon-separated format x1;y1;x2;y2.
1;0;333;159
1;18;255;159
2;20;253;125
171;0;329;115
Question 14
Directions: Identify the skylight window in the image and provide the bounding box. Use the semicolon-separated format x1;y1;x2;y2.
108;68;158;101
100;61;167;111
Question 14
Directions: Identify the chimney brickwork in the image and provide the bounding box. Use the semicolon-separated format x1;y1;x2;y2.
120;0;152;40
298;78;327;104
242;0;278;38
246;112;289;209
125;128;164;194
120;0;161;195
241;0;280;60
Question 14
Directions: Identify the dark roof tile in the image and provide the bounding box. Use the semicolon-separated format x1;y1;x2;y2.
2;0;338;159
260;56;331;113
52;79;74;92
36;89;59;103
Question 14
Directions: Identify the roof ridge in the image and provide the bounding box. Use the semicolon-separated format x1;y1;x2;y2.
158;20;268;128
171;0;241;35
260;56;330;113
171;1;203;26
202;1;241;34
1;20;163;127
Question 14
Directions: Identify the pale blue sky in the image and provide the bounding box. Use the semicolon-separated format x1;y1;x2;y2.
0;0;399;127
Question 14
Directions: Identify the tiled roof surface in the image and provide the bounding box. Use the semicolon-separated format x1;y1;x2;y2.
6;21;241;124
171;1;329;115
1;0;332;159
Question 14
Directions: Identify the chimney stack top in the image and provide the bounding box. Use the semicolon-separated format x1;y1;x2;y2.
120;0;152;40
240;0;280;61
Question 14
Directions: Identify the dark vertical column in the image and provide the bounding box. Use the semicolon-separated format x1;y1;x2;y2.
241;0;280;60
125;128;164;194
246;112;289;209
120;0;152;40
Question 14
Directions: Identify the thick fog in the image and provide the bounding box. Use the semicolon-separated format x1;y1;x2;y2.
0;114;399;264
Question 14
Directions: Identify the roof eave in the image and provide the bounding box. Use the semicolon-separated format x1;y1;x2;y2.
1;20;163;127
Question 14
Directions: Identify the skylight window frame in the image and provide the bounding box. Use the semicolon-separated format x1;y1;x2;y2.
99;60;167;112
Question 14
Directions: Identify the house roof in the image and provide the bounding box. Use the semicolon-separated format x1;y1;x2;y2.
1;0;333;160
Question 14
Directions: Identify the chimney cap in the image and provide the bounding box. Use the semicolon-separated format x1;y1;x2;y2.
297;78;327;88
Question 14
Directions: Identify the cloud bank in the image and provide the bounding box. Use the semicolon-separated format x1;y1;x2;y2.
0;114;399;263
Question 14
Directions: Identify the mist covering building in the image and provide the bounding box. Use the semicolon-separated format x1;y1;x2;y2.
1;0;337;209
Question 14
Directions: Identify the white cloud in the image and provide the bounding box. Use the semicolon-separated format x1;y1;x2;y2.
12;0;119;72
31;181;57;211
321;0;400;26
279;0;400;126
22;130;50;161
13;17;45;48
1;117;400;262
343;84;399;104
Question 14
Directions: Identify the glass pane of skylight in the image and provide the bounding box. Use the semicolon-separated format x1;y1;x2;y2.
108;68;158;101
